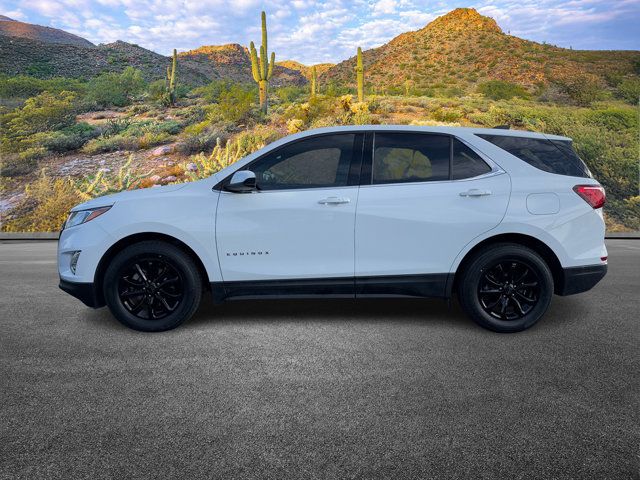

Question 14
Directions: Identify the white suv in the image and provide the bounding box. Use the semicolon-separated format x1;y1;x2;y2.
58;126;607;333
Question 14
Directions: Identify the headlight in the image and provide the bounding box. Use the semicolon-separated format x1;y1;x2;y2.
64;206;112;229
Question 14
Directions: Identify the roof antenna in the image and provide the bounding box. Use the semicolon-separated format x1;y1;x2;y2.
493;125;510;129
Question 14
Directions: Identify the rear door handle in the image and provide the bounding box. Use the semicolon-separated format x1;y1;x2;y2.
459;189;492;197
318;197;350;205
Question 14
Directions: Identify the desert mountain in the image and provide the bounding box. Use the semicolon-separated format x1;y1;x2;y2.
179;44;306;87
0;34;209;84
0;21;305;87
2;10;638;91
322;8;640;92
0;16;94;47
276;60;335;79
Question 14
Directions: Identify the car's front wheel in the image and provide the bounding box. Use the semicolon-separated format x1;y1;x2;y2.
103;241;202;332
458;243;553;333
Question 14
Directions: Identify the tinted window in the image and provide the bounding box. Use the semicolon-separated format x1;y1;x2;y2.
477;134;591;178
452;138;491;179
373;133;450;184
251;134;356;190
550;140;592;177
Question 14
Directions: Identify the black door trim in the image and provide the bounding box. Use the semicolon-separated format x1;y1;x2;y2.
356;273;449;298
211;273;450;302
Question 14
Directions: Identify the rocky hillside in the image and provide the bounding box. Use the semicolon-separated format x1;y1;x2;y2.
0;35;209;84
0;21;306;87
0;16;94;47
323;8;640;92
276;60;335;80
179;44;306;87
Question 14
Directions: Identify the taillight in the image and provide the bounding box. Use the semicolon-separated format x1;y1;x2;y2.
573;185;606;209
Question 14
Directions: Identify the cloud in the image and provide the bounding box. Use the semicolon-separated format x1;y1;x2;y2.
372;0;397;16
475;0;635;37
3;9;27;20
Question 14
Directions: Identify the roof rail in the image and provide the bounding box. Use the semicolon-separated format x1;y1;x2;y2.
493;125;510;129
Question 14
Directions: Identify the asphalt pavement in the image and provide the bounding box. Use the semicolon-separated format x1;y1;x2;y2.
1;240;638;479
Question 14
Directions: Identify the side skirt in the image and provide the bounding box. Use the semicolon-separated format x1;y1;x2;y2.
211;273;451;303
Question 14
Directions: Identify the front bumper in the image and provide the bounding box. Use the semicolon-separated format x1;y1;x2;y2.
59;279;104;308
557;264;607;296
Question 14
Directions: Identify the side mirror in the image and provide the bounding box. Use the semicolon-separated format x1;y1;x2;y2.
225;170;257;193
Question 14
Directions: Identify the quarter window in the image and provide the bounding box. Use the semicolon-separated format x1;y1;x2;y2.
251;134;356;190
373;133;450;184
452;138;491;179
476;134;591;178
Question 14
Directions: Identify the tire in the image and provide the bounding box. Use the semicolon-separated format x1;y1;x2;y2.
457;243;553;333
103;241;202;332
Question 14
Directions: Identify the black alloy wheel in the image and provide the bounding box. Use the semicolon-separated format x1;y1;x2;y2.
117;255;184;320
477;259;541;321
458;243;553;333
103;241;202;332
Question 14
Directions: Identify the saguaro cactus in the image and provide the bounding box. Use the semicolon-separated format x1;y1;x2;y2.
166;49;177;106
249;11;275;114
310;65;317;97
356;47;364;102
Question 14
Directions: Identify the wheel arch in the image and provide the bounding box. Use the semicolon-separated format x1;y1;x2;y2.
449;233;564;296
93;232;211;306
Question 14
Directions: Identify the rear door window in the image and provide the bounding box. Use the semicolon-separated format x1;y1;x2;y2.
452;139;491;179
476;134;591;178
373;133;450;184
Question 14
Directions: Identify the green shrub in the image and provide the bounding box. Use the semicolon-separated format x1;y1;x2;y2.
137;131;171;149
100;118;131;137
586;107;638;131
275;86;306;103
616;78;640;105
283;95;337;128
606;196;640;230
40;122;100;153
551;75;605;106
18;146;47;161
0;91;78;154
146;79;167;103
25;62;54;78
431;107;463;122
1;91;77;135
1;153;35;176
205;84;255;123
1;170;81;232
177;132;222;155
146;80;189;105
0;75;87;99
82;119;181;154
155;120;182;135
477;80;529;100
82;135;135;154
193;80;239;103
85;67;146;108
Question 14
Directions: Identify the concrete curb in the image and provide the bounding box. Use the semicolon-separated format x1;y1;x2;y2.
2;232;639;241
604;232;640;239
1;232;59;240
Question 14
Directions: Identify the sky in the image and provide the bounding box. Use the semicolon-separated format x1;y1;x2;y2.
1;0;639;64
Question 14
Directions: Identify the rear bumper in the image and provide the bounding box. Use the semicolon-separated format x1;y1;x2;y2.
59;279;104;308
557;264;607;296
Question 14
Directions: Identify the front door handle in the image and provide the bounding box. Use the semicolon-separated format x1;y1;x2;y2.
318;197;351;205
459;189;492;197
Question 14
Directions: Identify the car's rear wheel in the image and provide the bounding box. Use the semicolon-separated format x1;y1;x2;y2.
103;241;202;332
458;243;553;333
